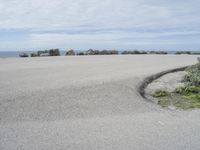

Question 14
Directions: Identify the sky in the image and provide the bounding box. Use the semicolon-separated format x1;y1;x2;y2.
0;0;200;51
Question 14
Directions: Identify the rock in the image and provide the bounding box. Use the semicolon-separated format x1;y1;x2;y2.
168;106;176;111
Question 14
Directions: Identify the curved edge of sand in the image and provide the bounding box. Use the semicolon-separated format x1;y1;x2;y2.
138;66;189;101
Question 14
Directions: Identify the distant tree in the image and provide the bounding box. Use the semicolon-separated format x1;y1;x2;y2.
84;49;119;55
77;52;85;55
140;51;148;54
121;50;147;54
192;52;200;55
49;49;60;56
66;49;75;56
86;49;96;55
185;51;191;55
99;50;119;55
30;53;38;57
175;51;191;55
149;51;168;54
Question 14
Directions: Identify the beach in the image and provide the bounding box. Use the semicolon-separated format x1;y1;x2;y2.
0;55;200;150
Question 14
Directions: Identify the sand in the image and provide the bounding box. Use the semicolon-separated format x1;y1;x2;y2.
0;55;200;150
145;71;187;104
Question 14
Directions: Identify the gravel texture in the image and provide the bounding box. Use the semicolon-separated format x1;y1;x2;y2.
0;55;200;150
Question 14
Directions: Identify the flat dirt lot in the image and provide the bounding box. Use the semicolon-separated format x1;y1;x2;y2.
0;55;200;150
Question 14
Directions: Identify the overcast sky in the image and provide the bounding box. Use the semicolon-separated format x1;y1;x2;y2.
0;0;200;51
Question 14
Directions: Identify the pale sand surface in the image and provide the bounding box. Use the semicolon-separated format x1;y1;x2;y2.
0;55;200;150
145;71;187;104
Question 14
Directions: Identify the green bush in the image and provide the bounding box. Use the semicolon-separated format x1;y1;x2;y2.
30;53;38;57
19;52;29;57
175;51;191;55
121;50;147;54
49;49;60;56
175;86;200;94
77;52;85;55
149;51;168;54
37;49;60;56
66;49;75;56
85;49;119;55
184;60;200;86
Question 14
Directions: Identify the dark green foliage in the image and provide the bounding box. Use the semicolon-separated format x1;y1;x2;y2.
192;52;200;55
149;51;168;54
49;49;60;56
77;52;85;55
37;49;60;56
30;53;39;57
85;49;101;55
37;50;49;56
175;51;191;55
19;52;29;57
86;49;119;55
121;50;147;54
66;49;75;56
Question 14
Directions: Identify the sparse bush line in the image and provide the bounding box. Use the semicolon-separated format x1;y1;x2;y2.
20;49;200;57
145;57;200;109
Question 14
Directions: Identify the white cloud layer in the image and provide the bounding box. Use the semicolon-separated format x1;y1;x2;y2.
0;0;200;50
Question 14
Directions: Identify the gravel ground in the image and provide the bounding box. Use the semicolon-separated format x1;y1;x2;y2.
0;55;200;150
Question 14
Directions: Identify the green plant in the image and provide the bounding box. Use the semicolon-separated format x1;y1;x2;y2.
152;90;169;97
77;52;85;55
184;60;200;86
175;86;200;94
66;49;75;56
30;53;38;57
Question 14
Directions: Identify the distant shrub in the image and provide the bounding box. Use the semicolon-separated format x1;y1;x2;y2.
175;51;191;55
85;49;98;55
19;52;29;57
149;51;168;54
49;49;60;56
66;49;75;56
192;52;200;55
37;49;60;56
85;49;119;55
30;53;38;57
77;52;85;55
121;50;147;54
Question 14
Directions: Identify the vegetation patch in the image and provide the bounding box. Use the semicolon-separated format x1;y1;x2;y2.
175;86;200;109
151;58;200;110
152;90;169;97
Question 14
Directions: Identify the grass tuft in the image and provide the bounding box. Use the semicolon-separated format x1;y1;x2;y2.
152;90;169;97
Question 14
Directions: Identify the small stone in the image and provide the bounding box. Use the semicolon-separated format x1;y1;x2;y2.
158;121;165;126
168;106;176;110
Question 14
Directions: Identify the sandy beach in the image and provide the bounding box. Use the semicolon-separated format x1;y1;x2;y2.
0;55;200;150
